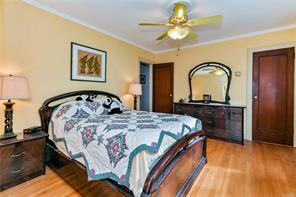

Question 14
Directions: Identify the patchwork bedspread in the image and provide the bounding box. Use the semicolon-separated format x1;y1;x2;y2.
49;100;201;196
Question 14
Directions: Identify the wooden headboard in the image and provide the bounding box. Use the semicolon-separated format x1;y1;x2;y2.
39;90;121;133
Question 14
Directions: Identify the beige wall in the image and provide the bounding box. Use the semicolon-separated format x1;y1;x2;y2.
156;28;296;144
156;28;296;105
0;1;155;133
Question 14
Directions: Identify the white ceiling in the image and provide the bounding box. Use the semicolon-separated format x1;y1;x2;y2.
24;0;296;53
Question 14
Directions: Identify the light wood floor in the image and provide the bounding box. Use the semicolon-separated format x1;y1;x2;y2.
1;139;296;197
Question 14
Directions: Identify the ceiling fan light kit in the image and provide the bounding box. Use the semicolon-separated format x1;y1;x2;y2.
139;0;223;41
168;26;190;40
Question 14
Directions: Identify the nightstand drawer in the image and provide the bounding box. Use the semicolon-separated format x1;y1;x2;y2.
23;139;44;175
0;137;45;190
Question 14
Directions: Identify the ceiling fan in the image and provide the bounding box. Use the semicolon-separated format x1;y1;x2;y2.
139;0;223;41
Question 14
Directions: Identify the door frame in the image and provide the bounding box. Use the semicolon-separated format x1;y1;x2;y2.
247;42;296;146
139;61;153;111
138;58;154;112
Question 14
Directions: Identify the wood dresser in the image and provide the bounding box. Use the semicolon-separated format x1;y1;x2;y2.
174;102;245;144
0;132;48;191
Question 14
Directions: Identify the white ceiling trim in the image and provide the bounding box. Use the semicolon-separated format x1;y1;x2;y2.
23;0;156;54
155;24;296;54
23;0;296;55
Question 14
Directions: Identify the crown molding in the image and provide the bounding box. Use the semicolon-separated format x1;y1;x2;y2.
22;0;296;55
23;0;156;54
155;24;296;54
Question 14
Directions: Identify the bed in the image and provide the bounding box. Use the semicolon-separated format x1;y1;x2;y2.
39;90;207;197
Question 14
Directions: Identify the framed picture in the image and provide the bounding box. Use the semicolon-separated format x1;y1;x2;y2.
140;75;146;84
71;42;107;82
203;94;212;104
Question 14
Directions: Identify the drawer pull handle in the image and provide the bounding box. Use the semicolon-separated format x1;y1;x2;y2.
11;167;25;174
11;152;25;158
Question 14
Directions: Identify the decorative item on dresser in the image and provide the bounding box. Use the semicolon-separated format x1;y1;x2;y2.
174;103;245;144
0;75;30;140
0;131;48;191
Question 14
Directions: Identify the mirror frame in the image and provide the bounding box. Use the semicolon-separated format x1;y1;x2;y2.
188;62;232;104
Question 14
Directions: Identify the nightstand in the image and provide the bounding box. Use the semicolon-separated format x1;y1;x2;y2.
0;131;48;191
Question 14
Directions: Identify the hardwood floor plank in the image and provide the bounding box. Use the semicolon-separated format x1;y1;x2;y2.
187;139;296;197
1;139;295;197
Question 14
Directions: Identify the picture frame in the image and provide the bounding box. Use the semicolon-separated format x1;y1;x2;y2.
140;75;146;84
71;42;107;82
203;94;212;104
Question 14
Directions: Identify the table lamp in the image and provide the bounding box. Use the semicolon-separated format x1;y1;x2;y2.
128;83;142;110
0;75;30;140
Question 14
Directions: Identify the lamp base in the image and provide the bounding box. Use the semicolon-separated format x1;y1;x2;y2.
2;99;15;140
0;132;17;140
133;95;137;110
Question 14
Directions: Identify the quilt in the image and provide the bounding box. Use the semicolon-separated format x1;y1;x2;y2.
49;100;201;196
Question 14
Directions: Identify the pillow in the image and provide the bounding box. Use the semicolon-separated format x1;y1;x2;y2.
54;101;91;119
102;96;125;115
53;99;107;120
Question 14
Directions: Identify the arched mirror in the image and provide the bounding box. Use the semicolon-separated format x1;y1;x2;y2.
188;62;232;104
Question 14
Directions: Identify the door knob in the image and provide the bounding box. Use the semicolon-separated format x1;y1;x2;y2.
254;95;258;99
169;94;172;97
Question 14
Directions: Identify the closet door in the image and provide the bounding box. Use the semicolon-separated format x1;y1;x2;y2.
252;47;294;145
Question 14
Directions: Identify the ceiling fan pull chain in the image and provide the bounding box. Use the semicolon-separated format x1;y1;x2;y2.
176;39;181;56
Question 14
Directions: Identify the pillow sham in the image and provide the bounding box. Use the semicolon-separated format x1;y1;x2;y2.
53;99;107;120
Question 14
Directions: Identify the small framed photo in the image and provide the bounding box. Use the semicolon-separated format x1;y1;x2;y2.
71;42;107;82
140;75;146;84
203;94;212;104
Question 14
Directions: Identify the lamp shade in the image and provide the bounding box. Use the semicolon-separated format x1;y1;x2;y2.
128;83;142;96
0;75;30;100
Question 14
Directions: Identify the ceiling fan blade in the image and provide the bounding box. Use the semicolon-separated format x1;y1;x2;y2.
156;31;169;41
139;22;168;26
188;29;198;40
186;15;223;27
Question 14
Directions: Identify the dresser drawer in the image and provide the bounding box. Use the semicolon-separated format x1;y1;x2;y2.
174;104;202;117
214;107;226;119
0;138;44;187
174;103;244;144
228;108;243;121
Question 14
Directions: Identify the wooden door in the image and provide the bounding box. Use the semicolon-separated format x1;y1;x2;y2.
252;47;294;145
153;63;174;113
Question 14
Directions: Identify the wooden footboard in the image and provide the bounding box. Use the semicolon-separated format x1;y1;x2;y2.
46;130;206;197
143;130;207;196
